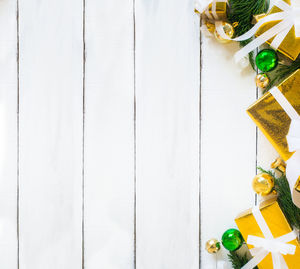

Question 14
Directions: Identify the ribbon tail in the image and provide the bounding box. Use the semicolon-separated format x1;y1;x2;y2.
241;249;269;269
234;18;291;62
279;254;289;269
271;253;282;269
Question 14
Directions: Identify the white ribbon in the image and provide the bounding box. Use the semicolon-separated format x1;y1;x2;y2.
229;0;300;62
241;205;297;269
270;86;300;208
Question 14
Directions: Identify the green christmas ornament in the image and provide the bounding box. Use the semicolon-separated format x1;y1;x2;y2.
255;49;278;72
221;228;244;251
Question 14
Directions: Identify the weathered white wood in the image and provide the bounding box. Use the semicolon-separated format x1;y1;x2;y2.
201;40;257;268
0;0;18;267
84;0;134;268
18;0;83;268
135;1;200;268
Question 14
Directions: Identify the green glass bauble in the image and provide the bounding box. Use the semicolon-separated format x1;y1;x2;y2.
255;49;278;72
221;228;243;251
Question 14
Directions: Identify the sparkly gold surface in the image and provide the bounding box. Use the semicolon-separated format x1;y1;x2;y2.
256;73;270;89
255;0;300;60
271;157;286;173
204;21;216;34
295;177;300;192
214;22;234;43
247;69;300;161
205;239;220;254
252;173;274;196
235;198;300;268
202;2;227;22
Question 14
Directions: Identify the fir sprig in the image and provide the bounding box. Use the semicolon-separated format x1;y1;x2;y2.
227;0;269;37
264;57;300;92
228;252;258;269
227;0;269;69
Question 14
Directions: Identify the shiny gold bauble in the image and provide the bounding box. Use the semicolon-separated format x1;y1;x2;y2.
205;238;221;254
256;73;270;89
295;177;300;192
271;157;286;173
214;22;234;43
252;173;274;196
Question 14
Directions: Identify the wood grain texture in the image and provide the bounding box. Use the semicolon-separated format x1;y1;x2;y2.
18;0;83;267
201;39;257;268
135;1;200;268
0;0;18;267
84;0;135;268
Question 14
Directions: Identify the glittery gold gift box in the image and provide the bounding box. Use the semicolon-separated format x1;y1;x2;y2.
247;69;300;161
201;1;227;21
235;198;300;268
255;0;300;61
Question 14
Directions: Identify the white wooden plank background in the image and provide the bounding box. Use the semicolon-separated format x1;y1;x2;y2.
0;0;279;268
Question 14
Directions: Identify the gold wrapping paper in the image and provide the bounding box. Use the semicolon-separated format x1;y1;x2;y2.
255;0;300;60
247;69;300;161
235;198;300;268
201;2;227;22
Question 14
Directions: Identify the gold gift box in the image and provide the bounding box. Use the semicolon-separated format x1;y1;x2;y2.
235;198;300;268
197;1;227;22
255;0;300;60
247;69;300;161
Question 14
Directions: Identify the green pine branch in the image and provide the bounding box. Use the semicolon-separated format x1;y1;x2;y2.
227;0;269;37
264;57;300;92
228;252;258;269
227;0;269;70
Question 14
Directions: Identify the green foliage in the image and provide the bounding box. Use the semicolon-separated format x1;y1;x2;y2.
258;167;300;230
228;251;258;269
264;57;300;92
227;0;269;37
227;0;269;70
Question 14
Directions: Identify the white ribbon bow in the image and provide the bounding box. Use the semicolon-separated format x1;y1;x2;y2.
242;205;297;269
270;87;300;208
214;0;300;62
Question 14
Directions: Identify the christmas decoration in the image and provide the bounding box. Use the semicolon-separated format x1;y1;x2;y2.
247;69;300;207
255;0;300;61
221;228;244;251
214;22;234;43
205;238;221;254
228;252;258;269
200;1;227;22
255;73;270;89
271;157;286;173
235;198;300;268
255;49;278;72
194;0;300;267
252;173;274;196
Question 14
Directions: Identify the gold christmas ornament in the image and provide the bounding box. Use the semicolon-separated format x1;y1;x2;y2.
205;238;221;254
252;173;274;196
295;177;300;192
255;73;270;89
232;21;239;28
271;157;286;173
214;22;234;43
